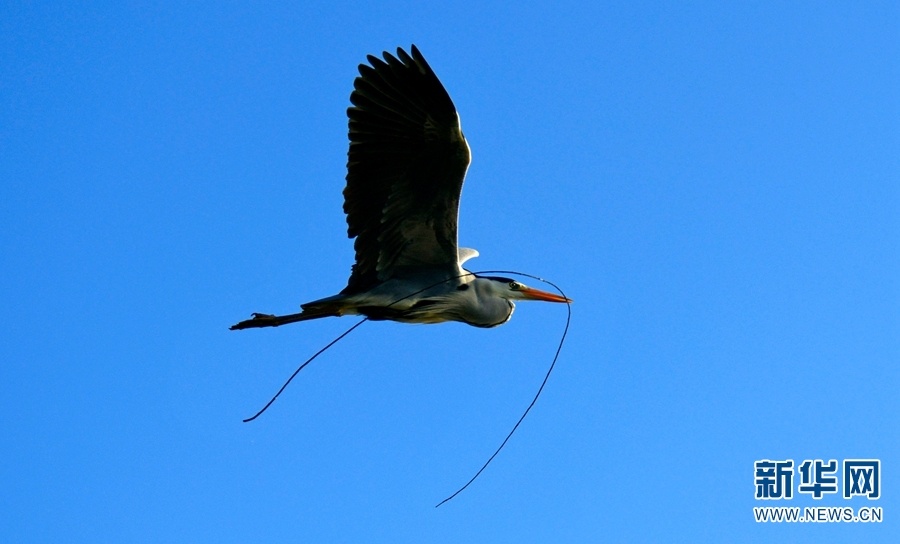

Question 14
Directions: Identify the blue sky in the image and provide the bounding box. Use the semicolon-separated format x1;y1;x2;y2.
2;1;897;542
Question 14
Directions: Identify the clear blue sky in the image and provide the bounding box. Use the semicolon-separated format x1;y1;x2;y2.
2;2;897;542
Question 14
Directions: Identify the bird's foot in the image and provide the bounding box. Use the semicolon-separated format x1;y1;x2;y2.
230;313;278;330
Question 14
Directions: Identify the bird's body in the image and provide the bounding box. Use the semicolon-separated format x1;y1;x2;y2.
232;45;568;332
302;270;521;328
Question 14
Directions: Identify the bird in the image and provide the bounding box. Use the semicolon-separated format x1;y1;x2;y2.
231;45;570;332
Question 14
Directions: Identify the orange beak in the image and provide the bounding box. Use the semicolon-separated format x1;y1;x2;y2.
519;286;572;304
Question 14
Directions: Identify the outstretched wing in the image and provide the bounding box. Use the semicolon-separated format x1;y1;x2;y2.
342;45;471;294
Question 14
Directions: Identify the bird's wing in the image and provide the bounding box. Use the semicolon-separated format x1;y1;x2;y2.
342;45;471;294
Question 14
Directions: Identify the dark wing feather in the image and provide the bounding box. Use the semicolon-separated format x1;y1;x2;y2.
342;45;471;294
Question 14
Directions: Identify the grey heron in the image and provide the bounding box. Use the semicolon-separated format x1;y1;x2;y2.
231;45;570;331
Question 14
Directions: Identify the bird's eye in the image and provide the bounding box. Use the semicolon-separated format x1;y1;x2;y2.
509;282;521;290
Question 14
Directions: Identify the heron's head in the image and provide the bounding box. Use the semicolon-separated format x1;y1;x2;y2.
480;276;572;304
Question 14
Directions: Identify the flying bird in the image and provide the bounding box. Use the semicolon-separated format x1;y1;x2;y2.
231;45;569;332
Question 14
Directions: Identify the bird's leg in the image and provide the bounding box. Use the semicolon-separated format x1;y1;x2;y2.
230;312;306;330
